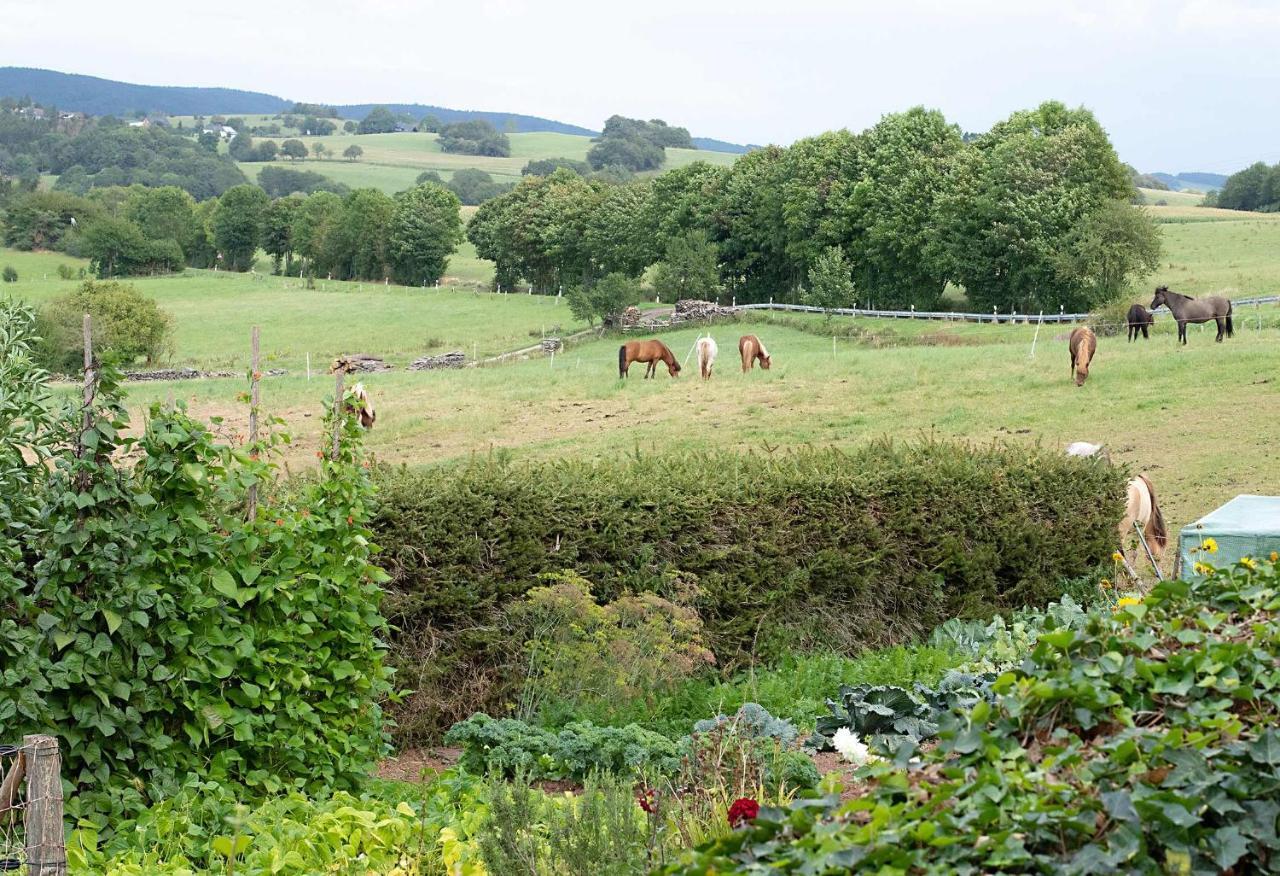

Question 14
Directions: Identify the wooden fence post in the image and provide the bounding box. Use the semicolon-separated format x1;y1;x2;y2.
23;735;65;876
247;326;261;521
331;370;345;461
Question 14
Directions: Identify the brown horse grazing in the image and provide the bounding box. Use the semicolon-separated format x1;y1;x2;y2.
738;335;771;372
1069;326;1096;386
619;339;681;378
1150;285;1233;344
1126;304;1154;341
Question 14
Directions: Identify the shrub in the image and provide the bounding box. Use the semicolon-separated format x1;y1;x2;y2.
693;703;798;748
479;773;650;876
508;571;714;724
56;263;76;280
1;265;15;282
666;555;1280;874
374;442;1127;739
35;279;173;371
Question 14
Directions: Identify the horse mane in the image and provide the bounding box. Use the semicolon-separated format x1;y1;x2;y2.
757;339;770;359
1138;474;1168;549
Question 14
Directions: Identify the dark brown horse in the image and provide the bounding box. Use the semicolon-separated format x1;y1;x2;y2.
1126;304;1154;341
1069;326;1096;386
619;339;680;378
738;335;771;372
1150;285;1232;344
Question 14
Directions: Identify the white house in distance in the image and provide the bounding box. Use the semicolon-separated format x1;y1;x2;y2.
201;124;238;141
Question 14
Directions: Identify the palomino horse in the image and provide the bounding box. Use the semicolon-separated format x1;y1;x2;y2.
1150;285;1233;344
1120;473;1168;563
739;335;771;372
1068;326;1096;386
1126;304;1154;342
695;337;718;380
345;383;376;429
619;339;681;378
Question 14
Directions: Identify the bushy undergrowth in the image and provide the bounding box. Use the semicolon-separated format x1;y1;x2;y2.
374;444;1125;739
668;554;1280;874
0;301;391;825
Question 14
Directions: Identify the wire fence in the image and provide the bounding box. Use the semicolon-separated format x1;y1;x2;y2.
0;737;65;876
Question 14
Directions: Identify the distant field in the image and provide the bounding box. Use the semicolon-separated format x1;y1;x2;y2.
222;130;739;194
1137;187;1204;207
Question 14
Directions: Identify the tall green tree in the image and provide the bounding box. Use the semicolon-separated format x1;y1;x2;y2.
804;245;855;317
331;188;395;281
343;144;363;161
388;183;465;286
357;106;397;135
940;101;1132;313
212;184;270;271
652;229;721;302
280;139;308;160
1055;199;1162;306
124;186;198;260
261;197;302;274
838;108;962;310
564;272;642;327
291;190;344;277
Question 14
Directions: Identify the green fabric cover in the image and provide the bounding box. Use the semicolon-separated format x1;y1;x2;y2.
1177;495;1280;578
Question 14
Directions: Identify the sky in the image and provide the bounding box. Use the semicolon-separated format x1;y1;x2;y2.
1;0;1278;172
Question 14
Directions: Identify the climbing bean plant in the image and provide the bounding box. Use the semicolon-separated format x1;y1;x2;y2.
0;301;393;826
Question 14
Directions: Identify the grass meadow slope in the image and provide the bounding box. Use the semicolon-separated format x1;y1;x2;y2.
3;201;1278;544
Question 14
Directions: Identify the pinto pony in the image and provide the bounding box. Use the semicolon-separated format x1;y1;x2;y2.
1150;285;1232;344
1121;474;1168;562
738;335;771;372
619;339;681;378
1068;326;1097;386
345;382;376;429
695;336;718;380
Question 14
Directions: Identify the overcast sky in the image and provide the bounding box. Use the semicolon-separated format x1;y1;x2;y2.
2;0;1278;172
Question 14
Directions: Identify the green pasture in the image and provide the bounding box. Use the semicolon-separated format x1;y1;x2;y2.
1137;186;1204;207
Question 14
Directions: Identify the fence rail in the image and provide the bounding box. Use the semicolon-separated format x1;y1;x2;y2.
732;294;1279;324
1;736;65;876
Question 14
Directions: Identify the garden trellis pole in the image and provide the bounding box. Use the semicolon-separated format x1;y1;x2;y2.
247;326;261;521
1029;311;1044;359
331;370;345;461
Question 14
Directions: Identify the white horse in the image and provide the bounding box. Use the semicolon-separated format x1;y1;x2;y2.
695;337;718;380
346;382;376;429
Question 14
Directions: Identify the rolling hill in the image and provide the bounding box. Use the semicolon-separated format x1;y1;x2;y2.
0;67;748;150
1150;171;1229;192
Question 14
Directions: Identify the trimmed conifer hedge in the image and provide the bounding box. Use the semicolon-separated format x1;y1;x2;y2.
371;441;1125;739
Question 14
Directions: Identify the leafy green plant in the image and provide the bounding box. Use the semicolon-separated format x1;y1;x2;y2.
445;714;681;781
667;554;1280;874
693;703;798;747
0;305;393;825
508;571;714;726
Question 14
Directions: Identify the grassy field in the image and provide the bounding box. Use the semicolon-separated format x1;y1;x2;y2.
5;201;1279;553
1137;187;1204;207
232;131;738;194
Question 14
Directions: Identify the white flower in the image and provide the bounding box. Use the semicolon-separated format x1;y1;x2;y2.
832;727;873;766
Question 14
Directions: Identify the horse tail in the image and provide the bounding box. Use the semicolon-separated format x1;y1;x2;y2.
618;344;626;377
1139;474;1168;552
1226;304;1234;338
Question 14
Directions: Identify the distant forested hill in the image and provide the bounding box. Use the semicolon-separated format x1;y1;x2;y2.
0;68;749;150
1150;171;1229;192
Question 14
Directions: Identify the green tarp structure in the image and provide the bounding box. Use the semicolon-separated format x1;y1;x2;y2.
1176;495;1280;578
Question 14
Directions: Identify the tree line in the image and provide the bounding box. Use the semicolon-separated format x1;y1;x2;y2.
1207;161;1280;213
1;181;465;285
470;102;1160;314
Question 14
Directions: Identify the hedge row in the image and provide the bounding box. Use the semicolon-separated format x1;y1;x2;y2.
371;442;1126;739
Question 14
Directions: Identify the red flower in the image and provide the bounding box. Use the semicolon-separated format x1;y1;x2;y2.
727;797;759;827
636;787;657;814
